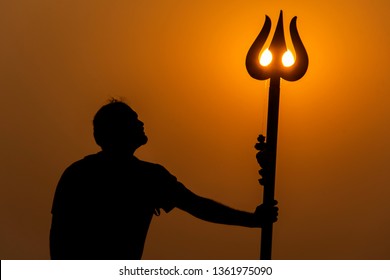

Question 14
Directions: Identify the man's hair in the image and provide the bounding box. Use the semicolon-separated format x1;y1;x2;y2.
93;99;134;149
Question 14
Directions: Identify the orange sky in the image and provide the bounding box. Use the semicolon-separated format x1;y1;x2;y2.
1;0;390;259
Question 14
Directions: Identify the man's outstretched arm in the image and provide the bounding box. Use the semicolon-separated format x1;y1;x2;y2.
176;190;278;228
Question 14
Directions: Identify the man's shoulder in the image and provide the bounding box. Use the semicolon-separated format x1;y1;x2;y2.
62;153;103;173
72;153;100;166
63;153;176;181
65;154;168;172
136;158;164;169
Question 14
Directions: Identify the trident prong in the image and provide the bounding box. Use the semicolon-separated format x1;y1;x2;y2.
246;11;309;81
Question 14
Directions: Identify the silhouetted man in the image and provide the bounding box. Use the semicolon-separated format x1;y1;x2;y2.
50;100;278;260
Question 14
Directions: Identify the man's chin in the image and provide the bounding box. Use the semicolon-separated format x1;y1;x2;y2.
138;135;148;146
125;134;148;151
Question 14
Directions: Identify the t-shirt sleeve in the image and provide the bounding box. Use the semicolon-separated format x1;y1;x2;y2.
153;165;191;213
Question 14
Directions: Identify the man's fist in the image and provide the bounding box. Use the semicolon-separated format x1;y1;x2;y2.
254;200;278;228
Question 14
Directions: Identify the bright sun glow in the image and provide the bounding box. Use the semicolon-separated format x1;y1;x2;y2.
259;49;272;66
282;50;295;67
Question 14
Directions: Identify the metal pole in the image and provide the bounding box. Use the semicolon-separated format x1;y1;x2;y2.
260;77;280;260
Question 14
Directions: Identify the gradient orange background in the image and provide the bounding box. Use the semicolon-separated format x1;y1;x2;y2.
1;0;390;259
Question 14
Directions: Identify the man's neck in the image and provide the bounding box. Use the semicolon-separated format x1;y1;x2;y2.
101;149;137;161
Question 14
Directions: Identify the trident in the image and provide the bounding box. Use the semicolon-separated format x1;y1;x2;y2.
246;10;309;260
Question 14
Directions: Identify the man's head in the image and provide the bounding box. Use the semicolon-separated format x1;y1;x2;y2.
93;100;148;153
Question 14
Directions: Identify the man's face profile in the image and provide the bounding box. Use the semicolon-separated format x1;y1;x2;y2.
93;101;148;153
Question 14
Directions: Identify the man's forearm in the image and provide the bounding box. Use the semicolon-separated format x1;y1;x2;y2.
181;196;258;228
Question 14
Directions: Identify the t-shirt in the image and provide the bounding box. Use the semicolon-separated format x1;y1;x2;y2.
50;152;189;260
